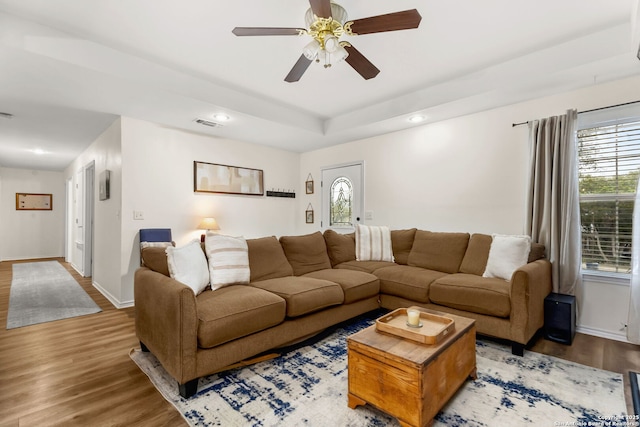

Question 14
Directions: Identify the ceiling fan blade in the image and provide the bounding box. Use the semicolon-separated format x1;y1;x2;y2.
232;27;304;36
284;54;313;82
346;9;422;35
309;0;332;18
344;45;380;80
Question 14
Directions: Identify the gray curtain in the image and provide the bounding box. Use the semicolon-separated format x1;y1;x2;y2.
526;109;582;295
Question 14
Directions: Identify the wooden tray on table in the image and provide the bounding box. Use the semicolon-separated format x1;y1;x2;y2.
375;307;455;345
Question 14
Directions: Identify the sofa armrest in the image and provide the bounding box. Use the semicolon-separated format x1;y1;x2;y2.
134;267;198;384
509;259;552;344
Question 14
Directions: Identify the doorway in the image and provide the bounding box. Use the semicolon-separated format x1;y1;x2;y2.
83;162;94;277
321;162;364;232
67;162;94;277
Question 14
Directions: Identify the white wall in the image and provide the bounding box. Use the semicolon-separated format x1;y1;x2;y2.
0;167;65;260
64;118;123;305
299;111;529;235
118;117;300;304
298;74;640;341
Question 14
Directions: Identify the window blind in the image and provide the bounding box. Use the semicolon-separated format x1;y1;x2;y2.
578;120;640;273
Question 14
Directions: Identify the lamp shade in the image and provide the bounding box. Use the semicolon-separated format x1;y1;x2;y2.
198;217;220;230
324;35;339;53
303;39;320;60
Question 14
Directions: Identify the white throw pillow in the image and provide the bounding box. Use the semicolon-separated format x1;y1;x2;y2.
165;239;210;295
140;241;173;249
483;234;531;281
355;224;395;262
204;233;250;290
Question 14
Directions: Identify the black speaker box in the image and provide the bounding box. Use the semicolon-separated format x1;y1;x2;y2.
544;293;576;345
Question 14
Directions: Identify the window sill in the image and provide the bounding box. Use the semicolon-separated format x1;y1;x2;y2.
581;269;630;286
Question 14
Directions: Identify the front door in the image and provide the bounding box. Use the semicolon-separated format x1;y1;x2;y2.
321;162;364;232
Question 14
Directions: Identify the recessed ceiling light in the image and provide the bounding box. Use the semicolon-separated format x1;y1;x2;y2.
408;115;426;123
213;113;230;122
31;148;46;155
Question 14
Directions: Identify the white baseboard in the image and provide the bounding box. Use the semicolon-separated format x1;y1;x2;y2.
577;325;630;343
92;280;134;309
1;255;64;262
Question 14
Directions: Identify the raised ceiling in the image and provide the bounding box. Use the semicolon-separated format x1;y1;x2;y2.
1;0;639;170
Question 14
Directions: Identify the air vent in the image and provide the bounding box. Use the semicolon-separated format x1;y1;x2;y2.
0;112;14;119
195;118;222;128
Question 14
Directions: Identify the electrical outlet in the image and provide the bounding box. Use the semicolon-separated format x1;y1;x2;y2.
133;211;144;220
365;211;374;220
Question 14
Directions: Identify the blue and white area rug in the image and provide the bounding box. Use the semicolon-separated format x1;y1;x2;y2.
131;316;627;426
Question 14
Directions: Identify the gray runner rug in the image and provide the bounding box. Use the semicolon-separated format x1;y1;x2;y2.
6;261;101;329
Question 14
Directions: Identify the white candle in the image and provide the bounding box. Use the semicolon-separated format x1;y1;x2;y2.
407;309;420;326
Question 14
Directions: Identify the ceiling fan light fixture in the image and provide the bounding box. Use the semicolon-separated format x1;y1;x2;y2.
303;39;320;60
324;35;339;53
231;3;421;82
333;44;349;62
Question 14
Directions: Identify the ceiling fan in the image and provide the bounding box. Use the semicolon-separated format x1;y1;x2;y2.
232;0;422;82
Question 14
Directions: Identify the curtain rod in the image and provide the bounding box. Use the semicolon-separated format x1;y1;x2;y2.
511;99;640;127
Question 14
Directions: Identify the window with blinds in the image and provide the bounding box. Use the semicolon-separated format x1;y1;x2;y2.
578;120;640;274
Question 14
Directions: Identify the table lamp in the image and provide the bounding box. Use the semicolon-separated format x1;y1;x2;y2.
198;217;220;242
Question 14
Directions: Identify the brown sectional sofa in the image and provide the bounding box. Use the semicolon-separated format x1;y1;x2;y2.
135;228;551;398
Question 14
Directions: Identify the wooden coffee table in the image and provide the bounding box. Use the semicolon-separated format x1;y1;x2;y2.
347;307;476;427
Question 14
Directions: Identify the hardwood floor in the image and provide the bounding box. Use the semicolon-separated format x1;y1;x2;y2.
1;258;639;426
0;259;185;427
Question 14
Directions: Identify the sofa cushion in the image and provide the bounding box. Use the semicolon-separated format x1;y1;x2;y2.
430;274;511;317
460;234;546;276
323;230;356;267
279;232;332;276
355;224;394;262
250;276;344;317
408;230;470;274
483;234;531;281
165;239;210;295
391;228;417;265
141;247;170;276
529;243;546;262
204;233;250;290
303;269;379;304
375;265;447;303
335;260;396;274
459;233;492;275
247;236;293;281
196;285;286;349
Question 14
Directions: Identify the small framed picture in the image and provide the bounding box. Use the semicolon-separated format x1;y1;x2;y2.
306;209;314;224
305;174;314;194
16;193;52;210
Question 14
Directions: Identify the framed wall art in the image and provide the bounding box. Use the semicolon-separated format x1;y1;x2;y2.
16;193;52;210
306;203;314;224
194;161;264;196
305;174;314;194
